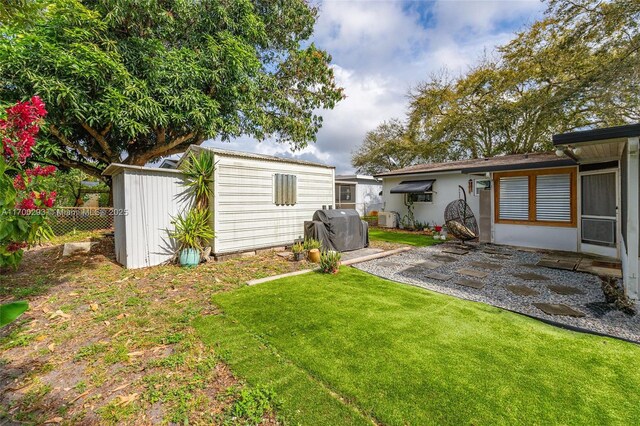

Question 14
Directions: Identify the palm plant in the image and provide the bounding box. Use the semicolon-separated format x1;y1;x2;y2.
182;150;214;210
169;208;214;251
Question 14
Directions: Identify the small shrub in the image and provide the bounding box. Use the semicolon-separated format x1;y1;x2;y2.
230;385;279;424
291;242;304;254
303;238;322;250
319;250;341;274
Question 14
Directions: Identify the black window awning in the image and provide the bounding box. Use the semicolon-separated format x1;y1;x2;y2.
390;179;435;194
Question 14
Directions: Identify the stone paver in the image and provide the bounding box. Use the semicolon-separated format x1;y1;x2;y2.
482;249;513;257
457;268;489;279
533;303;585;317
536;258;577;271
546;284;586;295
420;271;452;282
443;248;469;255
432;254;458;263
585;302;616;318
376;260;400;268
454;278;485;289
512;272;549;281
469;261;502;271
505;285;539;296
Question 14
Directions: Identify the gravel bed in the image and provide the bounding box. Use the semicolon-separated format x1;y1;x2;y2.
354;244;640;343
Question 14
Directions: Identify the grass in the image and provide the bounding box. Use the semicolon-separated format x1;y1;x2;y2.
196;267;640;425
0;235;313;424
369;227;443;246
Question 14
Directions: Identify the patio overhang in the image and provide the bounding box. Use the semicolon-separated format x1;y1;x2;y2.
553;123;640;163
390;179;435;194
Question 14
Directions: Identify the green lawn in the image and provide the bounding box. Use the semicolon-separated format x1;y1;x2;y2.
195;267;640;425
369;228;442;246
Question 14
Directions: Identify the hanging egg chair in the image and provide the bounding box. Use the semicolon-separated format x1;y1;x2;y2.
444;185;479;243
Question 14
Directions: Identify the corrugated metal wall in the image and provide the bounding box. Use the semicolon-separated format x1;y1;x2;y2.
112;173;127;264
213;154;334;254
123;169;193;268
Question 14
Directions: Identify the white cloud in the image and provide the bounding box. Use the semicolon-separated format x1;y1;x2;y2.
206;0;545;173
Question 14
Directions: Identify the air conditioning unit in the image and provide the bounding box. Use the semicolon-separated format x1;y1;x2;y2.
378;211;396;228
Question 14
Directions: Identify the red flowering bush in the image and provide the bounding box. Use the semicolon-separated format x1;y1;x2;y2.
0;96;55;268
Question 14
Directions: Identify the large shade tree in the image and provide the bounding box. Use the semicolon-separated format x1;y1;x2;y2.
0;0;343;185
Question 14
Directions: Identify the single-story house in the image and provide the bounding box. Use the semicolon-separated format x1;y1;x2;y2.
376;123;640;299
334;174;383;215
104;147;335;268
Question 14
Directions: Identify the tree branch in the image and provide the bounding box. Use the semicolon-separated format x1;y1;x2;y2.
49;124;109;163
81;122;114;159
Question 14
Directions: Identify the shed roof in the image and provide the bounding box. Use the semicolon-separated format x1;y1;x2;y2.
102;163;183;176
374;152;576;178
178;145;335;169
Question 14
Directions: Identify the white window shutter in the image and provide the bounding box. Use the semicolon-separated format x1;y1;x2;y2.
499;176;529;220
536;174;571;222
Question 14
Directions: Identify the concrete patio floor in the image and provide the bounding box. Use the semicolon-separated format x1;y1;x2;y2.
354;243;640;342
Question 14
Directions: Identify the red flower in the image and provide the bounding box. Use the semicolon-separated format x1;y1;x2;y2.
26;165;57;177
16;196;37;211
6;242;28;253
1;97;47;164
13;174;26;190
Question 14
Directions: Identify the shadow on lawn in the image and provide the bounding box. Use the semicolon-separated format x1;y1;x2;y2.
0;233;119;303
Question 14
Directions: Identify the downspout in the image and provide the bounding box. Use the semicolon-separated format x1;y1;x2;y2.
626;137;639;299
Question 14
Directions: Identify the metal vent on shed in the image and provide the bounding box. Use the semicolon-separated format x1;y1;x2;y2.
274;174;297;206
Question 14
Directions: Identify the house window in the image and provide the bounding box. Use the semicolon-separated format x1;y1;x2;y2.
494;167;576;227
340;185;352;202
407;193;433;203
274;174;297;205
474;179;491;195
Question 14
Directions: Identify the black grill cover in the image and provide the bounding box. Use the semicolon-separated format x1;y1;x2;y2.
304;209;368;252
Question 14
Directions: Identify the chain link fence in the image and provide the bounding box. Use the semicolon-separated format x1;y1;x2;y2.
48;207;114;236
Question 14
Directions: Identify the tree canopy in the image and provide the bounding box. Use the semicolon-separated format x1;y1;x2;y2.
353;0;640;174
0;0;344;181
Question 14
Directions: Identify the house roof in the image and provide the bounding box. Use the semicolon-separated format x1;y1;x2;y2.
374;153;576;178
553;123;640;146
178;145;335;169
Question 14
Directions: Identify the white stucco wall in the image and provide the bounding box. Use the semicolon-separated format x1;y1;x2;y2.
493;224;578;252
355;181;383;215
382;173;480;227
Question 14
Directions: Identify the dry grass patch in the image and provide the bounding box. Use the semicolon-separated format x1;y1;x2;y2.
0;232;308;424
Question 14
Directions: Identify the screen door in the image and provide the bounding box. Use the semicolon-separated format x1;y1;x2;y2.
581;172;617;247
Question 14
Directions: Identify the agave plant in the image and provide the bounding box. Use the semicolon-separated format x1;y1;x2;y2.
182;150;215;210
169;208;214;251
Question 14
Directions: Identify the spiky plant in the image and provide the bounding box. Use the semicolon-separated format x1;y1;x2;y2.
169;208;214;251
182;150;214;211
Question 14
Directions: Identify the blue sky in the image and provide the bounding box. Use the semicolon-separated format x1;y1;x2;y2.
202;0;545;173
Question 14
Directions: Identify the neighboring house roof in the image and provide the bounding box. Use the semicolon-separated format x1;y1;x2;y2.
178;145;335;169
553;123;640;146
159;159;178;169
335;174;380;182
374;153;576;177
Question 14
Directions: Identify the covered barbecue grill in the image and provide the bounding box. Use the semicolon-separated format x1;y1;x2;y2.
304;209;369;252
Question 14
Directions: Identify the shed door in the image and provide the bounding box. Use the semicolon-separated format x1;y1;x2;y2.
580;171;618;258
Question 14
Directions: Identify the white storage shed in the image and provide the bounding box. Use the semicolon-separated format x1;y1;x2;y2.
104;147;335;268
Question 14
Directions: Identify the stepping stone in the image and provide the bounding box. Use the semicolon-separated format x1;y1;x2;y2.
490;253;513;260
505;285;539;296
454;278;485;289
585;302;616;318
276;252;291;258
457;268;489;279
376;260;400;268
443;248;469;255
512;272;549;281
546;284;585;295
482;249;512;257
469;261;502;271
592;260;621;269
62;242;95;256
533;303;585;317
432;254;458;263
536;259;577;271
401;261;442;276
420;271;452;282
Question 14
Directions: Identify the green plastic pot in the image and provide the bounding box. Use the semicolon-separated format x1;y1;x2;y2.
179;248;200;267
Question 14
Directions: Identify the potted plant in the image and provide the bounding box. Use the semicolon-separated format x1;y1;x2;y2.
170;208;214;267
319;250;341;274
292;242;305;261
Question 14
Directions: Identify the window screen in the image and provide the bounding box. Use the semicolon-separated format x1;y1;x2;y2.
499;176;529;220
407;193;433;203
274;174;297;205
536;174;571;222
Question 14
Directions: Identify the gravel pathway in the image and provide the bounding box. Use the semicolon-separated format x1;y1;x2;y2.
355;244;640;343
